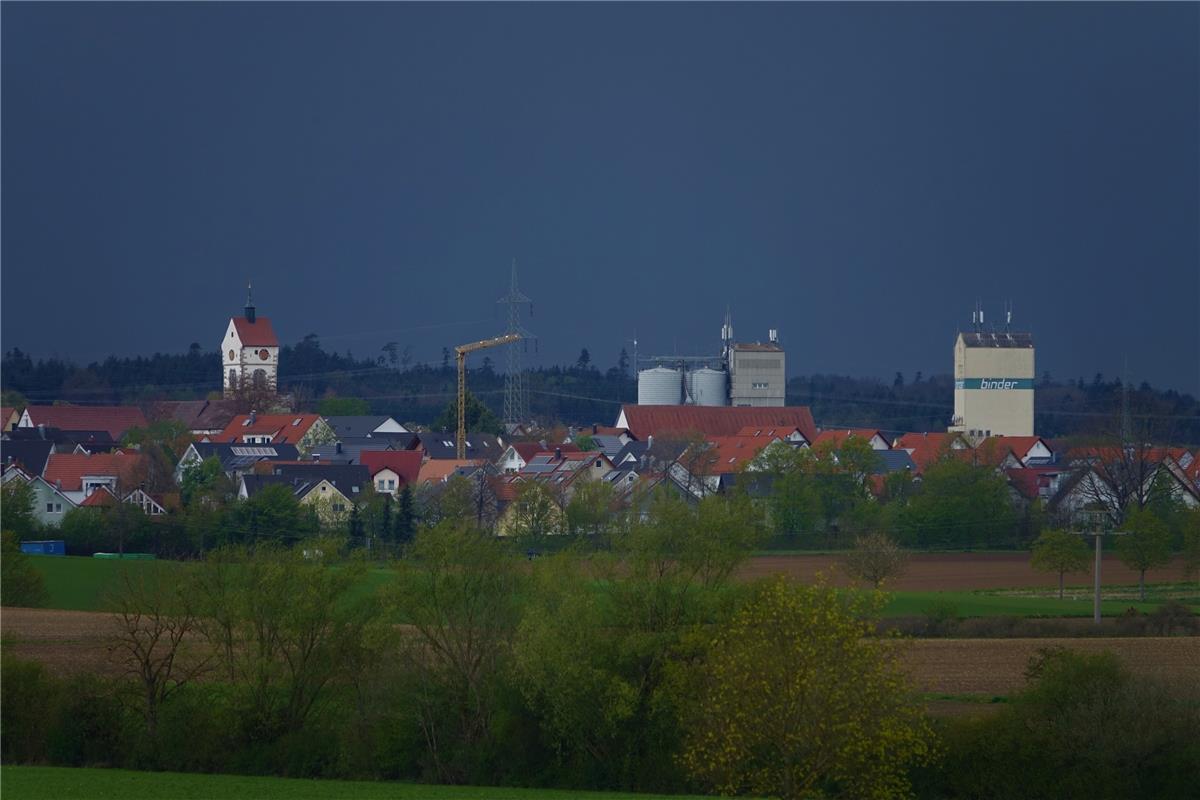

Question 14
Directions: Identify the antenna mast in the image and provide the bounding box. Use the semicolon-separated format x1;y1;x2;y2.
498;259;534;427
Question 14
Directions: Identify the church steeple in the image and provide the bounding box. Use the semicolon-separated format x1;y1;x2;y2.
244;281;256;324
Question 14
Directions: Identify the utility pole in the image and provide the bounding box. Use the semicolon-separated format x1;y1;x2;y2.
498;260;535;429
1075;509;1130;626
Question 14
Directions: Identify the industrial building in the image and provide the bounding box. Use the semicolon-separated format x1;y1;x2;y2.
634;311;786;408
948;310;1035;438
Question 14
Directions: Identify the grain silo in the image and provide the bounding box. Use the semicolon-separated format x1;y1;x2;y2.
689;367;728;406
637;367;683;405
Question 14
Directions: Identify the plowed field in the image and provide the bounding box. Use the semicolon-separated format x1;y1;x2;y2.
739;552;1191;590
903;636;1200;695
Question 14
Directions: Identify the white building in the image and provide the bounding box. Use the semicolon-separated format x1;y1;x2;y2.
948;329;1035;438
222;285;279;397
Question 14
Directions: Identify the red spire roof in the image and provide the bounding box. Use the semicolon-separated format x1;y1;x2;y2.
232;316;279;347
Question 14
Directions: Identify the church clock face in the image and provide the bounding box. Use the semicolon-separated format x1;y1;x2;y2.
259;349;270;361
228;349;235;361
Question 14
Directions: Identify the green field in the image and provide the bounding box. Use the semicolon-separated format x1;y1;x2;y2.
881;590;1178;618
26;554;144;611
0;767;703;800
23;555;1196;620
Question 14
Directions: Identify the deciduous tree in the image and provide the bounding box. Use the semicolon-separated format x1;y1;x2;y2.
1118;508;1173;600
840;532;908;589
680;577;932;800
1031;529;1090;599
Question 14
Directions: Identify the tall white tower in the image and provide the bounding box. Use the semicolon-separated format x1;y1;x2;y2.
949;307;1035;437
222;284;280;397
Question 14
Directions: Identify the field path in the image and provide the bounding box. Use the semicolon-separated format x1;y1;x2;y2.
740;552;1192;590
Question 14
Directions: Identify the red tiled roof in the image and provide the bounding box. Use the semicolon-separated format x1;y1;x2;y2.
532;449;605;463
509;442;580;462
418;459;482;483
80;486;118;507
895;432;967;472
511;442;545;462
43;452;145;492
212;414;323;444
975;436;1050;460
1005;468;1041;500
21;405;147;439
361;450;423;485
1;407;15;423
705;435;774;474
232;316;279;347
955;444;1021;468
583;426;629;438
490;475;524;502
618;405;816;443
735;425;808;440
812;429;885;448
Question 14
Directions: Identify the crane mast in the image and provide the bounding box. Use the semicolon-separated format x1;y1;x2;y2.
455;333;520;459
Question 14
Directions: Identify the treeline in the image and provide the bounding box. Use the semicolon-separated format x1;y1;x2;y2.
6;341;1199;441
4;508;1198;799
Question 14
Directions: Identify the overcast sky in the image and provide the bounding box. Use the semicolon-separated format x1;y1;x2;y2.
3;3;1197;394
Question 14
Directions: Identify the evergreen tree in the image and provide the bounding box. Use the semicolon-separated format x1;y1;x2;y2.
395;485;416;545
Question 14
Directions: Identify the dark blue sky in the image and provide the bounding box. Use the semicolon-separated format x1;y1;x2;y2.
3;3;1198;394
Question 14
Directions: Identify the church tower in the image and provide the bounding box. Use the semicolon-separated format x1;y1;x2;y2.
222;283;280;397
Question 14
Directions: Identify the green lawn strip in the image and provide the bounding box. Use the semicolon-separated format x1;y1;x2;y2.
881;590;1173;618
0;766;702;800
28;555;153;612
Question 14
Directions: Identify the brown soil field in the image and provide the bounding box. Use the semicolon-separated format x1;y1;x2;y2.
903;636;1200;695
2;608;126;677
740;552;1192;590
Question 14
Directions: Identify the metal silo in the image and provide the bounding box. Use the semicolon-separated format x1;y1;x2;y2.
690;367;728;406
638;367;683;405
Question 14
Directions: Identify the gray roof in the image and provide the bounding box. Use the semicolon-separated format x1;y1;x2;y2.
323;416;400;438
613;440;650;467
267;463;370;498
416;432;504;461
960;331;1034;349
1;439;54;476
590;435;627;460
190;442;300;472
872;450;918;474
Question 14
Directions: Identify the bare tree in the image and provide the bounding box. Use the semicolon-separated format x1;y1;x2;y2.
108;564;210;740
840;532;908;589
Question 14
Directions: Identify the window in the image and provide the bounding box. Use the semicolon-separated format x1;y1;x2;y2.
332;503;345;513
387;479;396;490
751;381;769;390
377;480;386;491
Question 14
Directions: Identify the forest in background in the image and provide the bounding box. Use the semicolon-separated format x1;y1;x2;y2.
3;337;1198;442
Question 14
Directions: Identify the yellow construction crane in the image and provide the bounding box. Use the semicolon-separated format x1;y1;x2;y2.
455;333;520;459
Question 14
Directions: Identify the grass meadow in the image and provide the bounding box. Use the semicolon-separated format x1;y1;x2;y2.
23;554;1197;619
0;766;704;800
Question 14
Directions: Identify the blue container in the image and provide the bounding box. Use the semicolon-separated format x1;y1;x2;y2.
19;540;66;556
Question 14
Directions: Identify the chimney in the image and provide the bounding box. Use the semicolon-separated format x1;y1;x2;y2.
249;410;257;424
312;454;320;462
555;447;562;460
592;423;598;435
335;442;343;455
37;423;46;439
